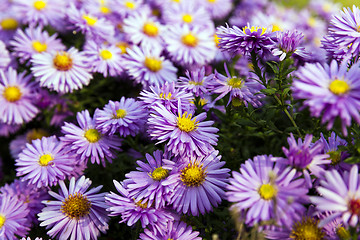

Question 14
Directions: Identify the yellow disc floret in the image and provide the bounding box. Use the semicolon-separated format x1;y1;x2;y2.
26;129;49;143
0;215;5;229
115;109;127;118
180;161;206;187
0;18;18;30
151;167;169;181
258;183;277;200
84;129;101;143
100;5;111;14
135;199;148;209
99;49;113;60
125;1;135;9
34;0;47;10
336;225;351;240
143;22;159;37
3;86;22;102
144;57;162;72
116;42;129;54
227;77;244;89
32;41;47;52
243;26;267;35
329;79;350;95
61;192;91;219
290;217;325;240
214;34;220;48
53;52;73;71
177;112;198;132
39;154;54;166
182;14;193;23
181;33;198;47
159;92;172;99
82;15;97;26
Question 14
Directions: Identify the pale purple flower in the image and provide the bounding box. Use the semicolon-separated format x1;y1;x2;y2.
176;66;214;97
200;0;232;20
272;30;309;61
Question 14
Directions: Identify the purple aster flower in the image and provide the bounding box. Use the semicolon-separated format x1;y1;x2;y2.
31;47;93;93
0;194;30;239
94;97;147;136
10;26;65;65
271;30;309;61
147;101;218;158
139;221;202;240
293;60;360;136
106;179;176;232
0;179;49;225
38;176;109;240
61;110;122;167
227;155;308;227
163;24;216;67
328;6;360;56
163;150;229;216
125;150;175;209
67;3;115;42
278;133;330;188
0;40;10;69
15;136;76;188
310;165;360;227
124;45;177;88
321;35;349;62
123;11;165;50
212;64;264;107
0;68;39;125
139;82;194;114
216;23;274;56
176;66;214;97
12;0;66;28
83;40;124;77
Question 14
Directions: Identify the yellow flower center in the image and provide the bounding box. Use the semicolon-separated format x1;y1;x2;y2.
232;98;243;107
144;57;162;72
242;26;267;35
290;217;324;240
0;18;18;30
82;15;97;26
180;162;206;187
308;17;317;28
142;22;159;37
34;0;46;10
116;42;129;54
159;92;172;99
327;151;341;166
26;129;49;143
99;49;112;60
182;14;193;23
125;1;135;9
32;41;47;53
151;167;169;181
53;52;73;71
115;109;127;118
181;33;198;47
214;34;220;48
0;215;5;229
336;225;351;240
84;129;101;143
329;79;350;95
100;5;111;14
177;112;198;132
38;154;54;166
188;80;203;86
135;199;148;208
3;86;22;102
272;24;282;32
208;0;216;3
61;193;91;219
258;183;277;200
227;77;243;89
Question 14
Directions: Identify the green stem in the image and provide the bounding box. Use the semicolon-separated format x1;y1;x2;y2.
250;51;267;87
274;95;302;137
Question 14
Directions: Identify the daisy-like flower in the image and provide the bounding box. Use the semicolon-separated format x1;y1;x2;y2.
227;155;308;227
277;133;330;188
139;221;202;240
0;13;19;44
15;136;76;188
38;176;109;240
163;24;216;67
66;3;115;42
106;179;175;232
177;66;214;97
328;5;360;56
0;179;49;225
124;45;177;88
12;0;65;28
212;64;264;107
0;194;30;239
0;40;10;69
0;68;39;125
123;11;164;50
83;40;124;77
163;150;229;216
216;23;274;56
200;0;232;20
94;97;147;136
148;101;218;158
271;30;309;61
139;82;194;114
31;47;93;93
10;26;65;64
125;150;175;209
310;165;360;227
61;110;122;167
293;60;360;136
